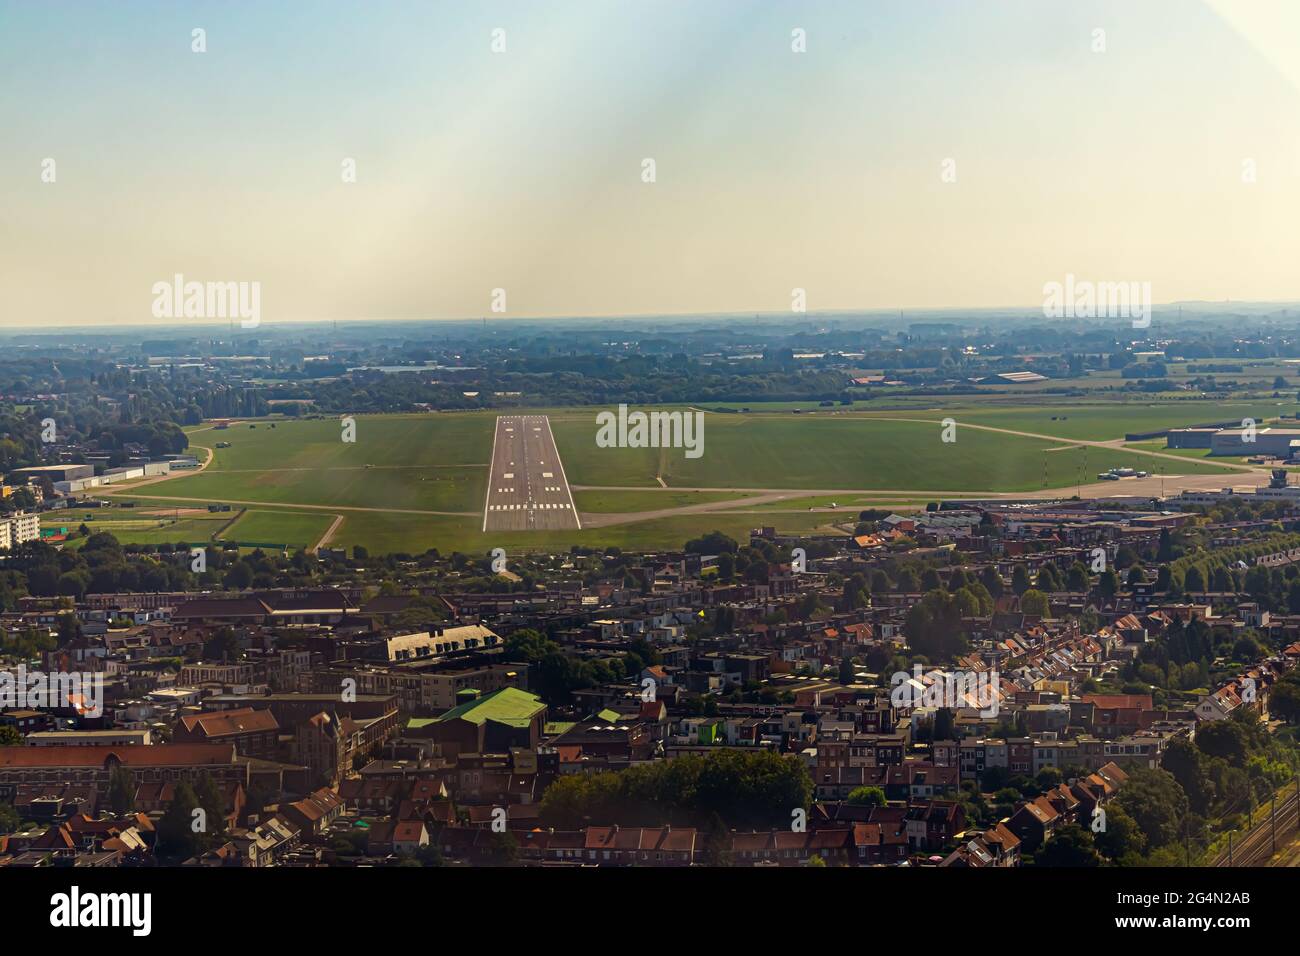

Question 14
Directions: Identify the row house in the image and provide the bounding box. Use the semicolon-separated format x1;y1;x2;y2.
582;825;699;866
729;828;855;866
883;763;959;802
1007;761;1129;850
904;800;965;852
941;822;1022;867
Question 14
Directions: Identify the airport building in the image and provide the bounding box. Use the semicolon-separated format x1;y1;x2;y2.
9;464;93;483
1166;427;1218;449
1208;427;1300;458
1177;469;1300;506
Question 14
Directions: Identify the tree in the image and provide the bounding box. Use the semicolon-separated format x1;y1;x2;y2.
1011;565;1030;596
488;830;519;865
0;726;21;747
1158;528;1174;562
846;786;886;807
1271;676;1300;724
1034;767;1063;791
195;773;227;837
203;627;241;662
904;589;972;662
685;531;738;555
504;628;556;662
539;750;813;831
1194;720;1252;767
979;566;1003;598
1034;823;1103;866
933;707;956;741
55;611;83;646
716;552;735;581
838;657;854;685
223;560;254;590
157;780;207;860
1161;738;1215;814
1019;589;1050;618
107;765;135;814
1114;768;1188;849
1036;564;1062;592
1098;569;1120;599
1093;804;1146;861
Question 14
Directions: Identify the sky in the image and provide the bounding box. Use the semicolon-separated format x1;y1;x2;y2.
2;0;1300;326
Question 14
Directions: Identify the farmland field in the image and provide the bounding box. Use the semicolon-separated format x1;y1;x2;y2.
89;401;1280;553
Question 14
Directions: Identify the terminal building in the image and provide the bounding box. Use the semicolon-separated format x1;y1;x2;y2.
1178;469;1300;506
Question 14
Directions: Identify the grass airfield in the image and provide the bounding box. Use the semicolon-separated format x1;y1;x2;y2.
88;400;1276;554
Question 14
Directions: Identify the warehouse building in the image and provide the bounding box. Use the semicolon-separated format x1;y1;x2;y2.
9;463;93;483
1166;427;1218;449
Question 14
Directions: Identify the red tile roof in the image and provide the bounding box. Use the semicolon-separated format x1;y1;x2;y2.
0;744;235;769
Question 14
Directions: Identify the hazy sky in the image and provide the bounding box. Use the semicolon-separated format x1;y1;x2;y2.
3;0;1300;326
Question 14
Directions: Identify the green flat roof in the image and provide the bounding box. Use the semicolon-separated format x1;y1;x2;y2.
436;686;545;727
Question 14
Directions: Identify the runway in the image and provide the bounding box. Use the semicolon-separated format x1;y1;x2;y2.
482;415;582;532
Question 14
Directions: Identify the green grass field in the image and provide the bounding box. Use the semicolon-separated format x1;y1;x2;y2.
89;400;1277;553
216;510;336;549
571;489;750;512
736;495;941;512
44;510;231;547
553;410;1238;491
166;416;490;512
326;510;850;555
855;400;1284;443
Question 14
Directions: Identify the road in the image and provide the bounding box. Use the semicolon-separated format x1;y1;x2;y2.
482;415;581;533
311;514;346;553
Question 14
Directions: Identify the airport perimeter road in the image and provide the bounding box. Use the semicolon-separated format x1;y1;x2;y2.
482;415;581;532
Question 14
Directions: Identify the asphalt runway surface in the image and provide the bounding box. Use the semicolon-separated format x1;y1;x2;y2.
483;415;581;532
